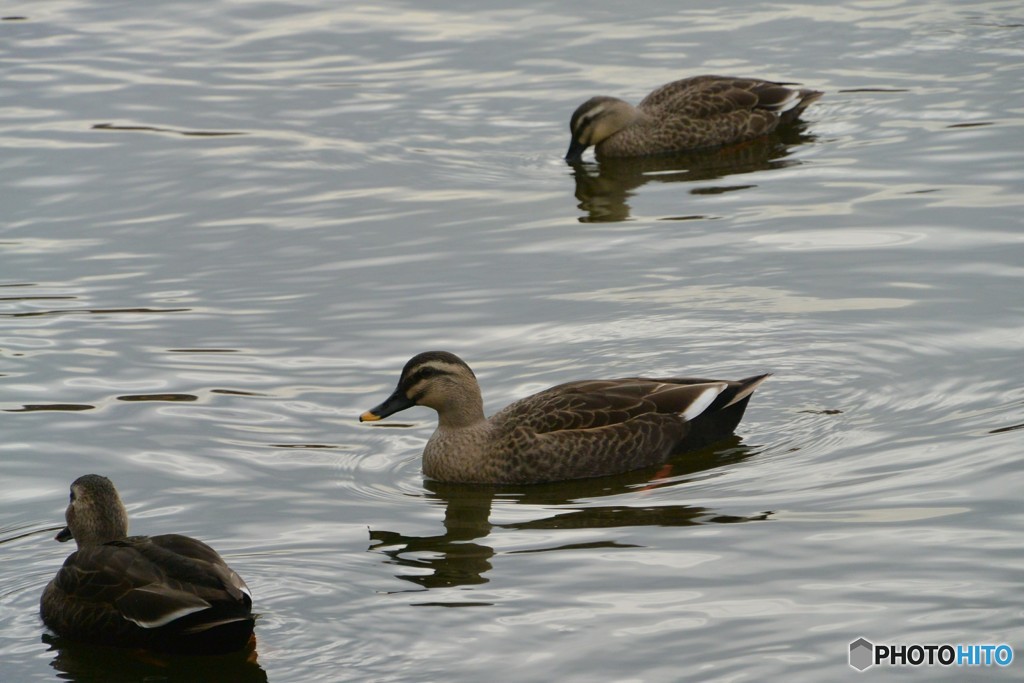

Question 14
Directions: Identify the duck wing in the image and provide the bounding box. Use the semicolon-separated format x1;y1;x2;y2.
639;75;807;121
113;535;252;629
485;380;722;482
498;378;727;434
49;543;155;608
45;535;253;650
485;376;769;483
148;534;252;604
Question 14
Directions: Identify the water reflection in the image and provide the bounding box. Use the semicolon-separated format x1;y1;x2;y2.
91;123;244;137
43;633;267;683
4;403;96;412
569;125;817;222
370;441;769;592
0;306;191;319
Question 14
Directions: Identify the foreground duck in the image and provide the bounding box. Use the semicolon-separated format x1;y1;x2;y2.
360;351;769;484
40;474;255;654
565;74;822;162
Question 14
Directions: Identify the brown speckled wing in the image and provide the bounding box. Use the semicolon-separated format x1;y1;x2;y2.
498;379;729;432
483;379;735;482
639;76;780;118
43;534;252;650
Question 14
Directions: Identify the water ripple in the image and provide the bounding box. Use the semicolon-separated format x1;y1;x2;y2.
3;1;1024;681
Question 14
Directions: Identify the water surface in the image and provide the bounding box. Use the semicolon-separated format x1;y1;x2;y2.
1;1;1022;681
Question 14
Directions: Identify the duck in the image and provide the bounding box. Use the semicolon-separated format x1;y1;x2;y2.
360;351;770;484
40;474;255;654
565;74;822;162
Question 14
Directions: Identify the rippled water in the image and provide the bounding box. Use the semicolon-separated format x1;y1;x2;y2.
2;1;1022;681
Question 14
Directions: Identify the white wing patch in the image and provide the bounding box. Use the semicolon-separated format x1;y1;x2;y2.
126;603;210;629
773;91;801;113
681;385;726;421
118;585;211;629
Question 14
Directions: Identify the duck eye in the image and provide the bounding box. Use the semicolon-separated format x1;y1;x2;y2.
413;367;441;382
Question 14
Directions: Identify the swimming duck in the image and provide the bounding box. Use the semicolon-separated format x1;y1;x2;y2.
565;74;822;162
360;351;769;484
40;474;255;654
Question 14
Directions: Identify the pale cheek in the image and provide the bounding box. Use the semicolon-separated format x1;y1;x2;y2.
594;121;616;143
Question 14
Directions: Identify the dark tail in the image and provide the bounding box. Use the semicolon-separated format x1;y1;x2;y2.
781;89;823;123
679;373;770;452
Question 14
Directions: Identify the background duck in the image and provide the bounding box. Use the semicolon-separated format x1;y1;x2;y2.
40;474;255;655
360;351;770;484
565;74;822;162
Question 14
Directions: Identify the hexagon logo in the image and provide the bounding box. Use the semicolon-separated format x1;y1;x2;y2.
849;637;874;671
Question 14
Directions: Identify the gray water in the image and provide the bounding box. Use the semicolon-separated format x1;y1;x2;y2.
1;1;1022;681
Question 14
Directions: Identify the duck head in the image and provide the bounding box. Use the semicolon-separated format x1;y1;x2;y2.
360;351;485;428
565;96;638;162
56;474;129;548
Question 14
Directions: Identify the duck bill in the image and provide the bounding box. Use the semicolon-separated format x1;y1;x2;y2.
360;389;415;422
564;139;587;163
55;526;73;542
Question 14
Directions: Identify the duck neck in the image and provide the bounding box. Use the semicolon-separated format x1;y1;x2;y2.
72;509;128;548
436;390;486;430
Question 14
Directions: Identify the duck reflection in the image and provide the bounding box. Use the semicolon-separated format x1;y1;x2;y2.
42;633;267;683
569;124;816;222
370;440;770;591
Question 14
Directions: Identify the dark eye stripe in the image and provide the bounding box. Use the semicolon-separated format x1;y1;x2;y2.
404;366;452;388
576;105;607;132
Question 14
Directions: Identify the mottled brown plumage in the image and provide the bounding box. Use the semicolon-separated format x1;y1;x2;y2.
360;351;769;484
40;474;254;654
566;75;822;161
